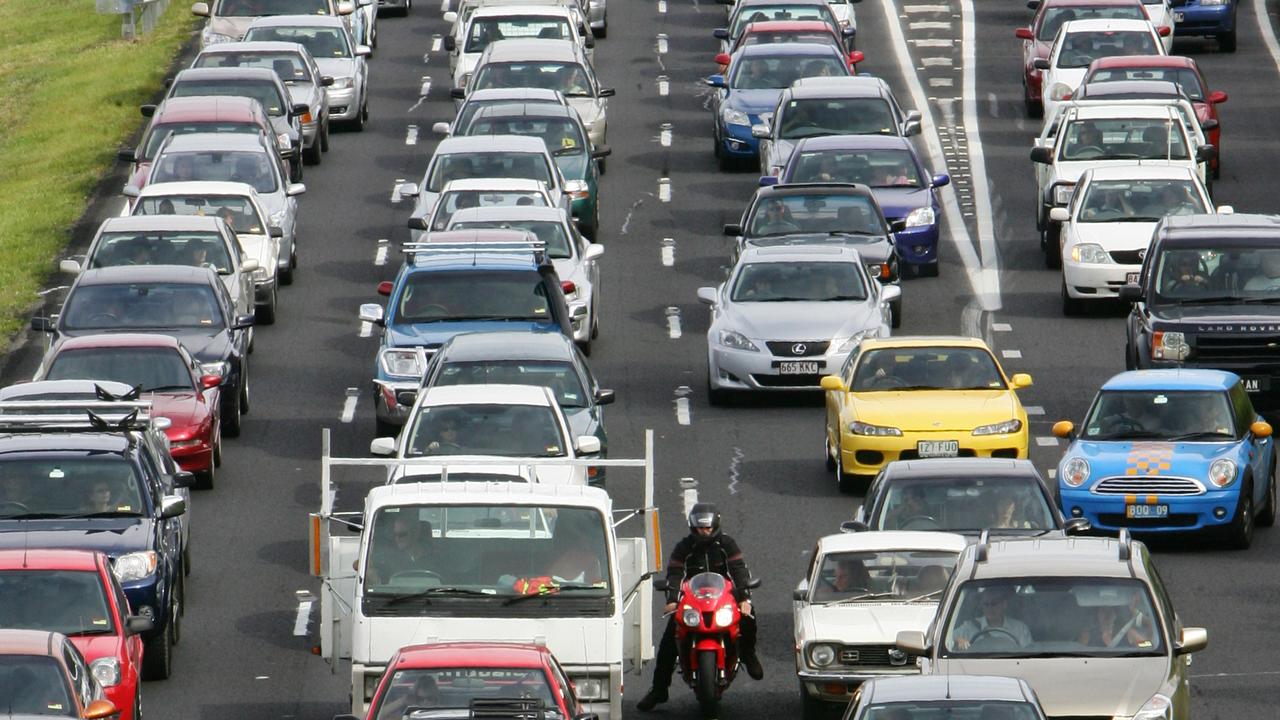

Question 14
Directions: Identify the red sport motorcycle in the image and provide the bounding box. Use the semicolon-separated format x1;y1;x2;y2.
660;571;760;717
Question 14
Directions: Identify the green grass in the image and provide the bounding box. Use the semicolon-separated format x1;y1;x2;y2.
0;1;196;342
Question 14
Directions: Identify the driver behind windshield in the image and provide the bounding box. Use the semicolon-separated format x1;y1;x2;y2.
883;485;931;529
814;556;871;601
368;512;435;586
951;587;1033;649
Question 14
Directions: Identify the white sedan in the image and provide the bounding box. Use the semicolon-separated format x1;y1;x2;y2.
793;530;968;718
1037;18;1167;119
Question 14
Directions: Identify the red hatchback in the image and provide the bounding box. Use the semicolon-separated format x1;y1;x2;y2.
1082;54;1227;176
1016;0;1148;117
716;21;862;71
37;334;223;488
0;566;146;720
348;642;587;720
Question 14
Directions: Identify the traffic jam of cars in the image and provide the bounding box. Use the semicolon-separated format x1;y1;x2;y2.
0;0;1272;716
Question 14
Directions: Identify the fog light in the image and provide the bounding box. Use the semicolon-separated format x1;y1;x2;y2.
823;683;846;695
912;245;929;254
1071;507;1083;517
1214;507;1227;519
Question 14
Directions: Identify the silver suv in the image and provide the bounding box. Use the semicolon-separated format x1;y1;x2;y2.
897;531;1207;720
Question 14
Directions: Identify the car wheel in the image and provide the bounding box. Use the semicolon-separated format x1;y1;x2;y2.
834;448;863;494
141;620;172;680
890;297;902;329
280;262;295;286
1226;478;1255;549
183;539;191;577
707;372;732;407
195;462;215;491
402;0;412;15
1219;26;1236;52
320;120;330;152
256;287;278;326
133;690;142;720
1025;96;1043;119
170;570;183;643
213;426;223;467
824;435;836;472
1061;279;1084;316
915;261;939;278
590;304;600;339
222;389;242;438
1043;227;1062;269
1259;461;1277;527
304;138;322;165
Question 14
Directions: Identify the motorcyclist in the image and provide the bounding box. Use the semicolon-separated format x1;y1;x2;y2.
636;502;762;712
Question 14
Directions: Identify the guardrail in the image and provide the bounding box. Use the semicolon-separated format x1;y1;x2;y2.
95;0;170;40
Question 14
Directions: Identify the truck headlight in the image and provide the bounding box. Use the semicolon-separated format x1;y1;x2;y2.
808;643;836;667
721;107;750;127
905;206;935;227
90;658;121;687
379;349;425;378
1070;243;1109;264
1052;183;1076;206
850;421;902;437
363;672;382;702
682;606;701;627
112;551;158;582
1152;330;1190;361
719;330;759;352
972;419;1022;436
574;677;606;701
1062;457;1090;487
1133;693;1172;720
714;606;735;627
1208;458;1237;488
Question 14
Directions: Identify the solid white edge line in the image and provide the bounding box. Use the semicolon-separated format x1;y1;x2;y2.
1035;436;1058;446
1255;0;1280;68
292;600;313;636
958;0;1002;310
1001;349;1022;358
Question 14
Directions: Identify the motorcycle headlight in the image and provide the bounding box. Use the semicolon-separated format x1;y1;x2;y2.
1152;330;1190;361
1062;457;1090;487
112;551;158;582
379;349;425;378
714;606;735;628
808;643;836;667
721;107;750;127
1053;183;1076;206
331;76;355;90
1208;458;1237;488
719;330;760;352
90;658;121;687
200;361;229;378
905;206;935;228
1070;243;1110;264
682;607;701;627
1133;693;1172;720
972;418;1023;436
203;31;235;45
850;421;902;437
1050;82;1074;101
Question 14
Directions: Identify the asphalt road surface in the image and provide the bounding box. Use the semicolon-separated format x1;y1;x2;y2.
9;0;1280;716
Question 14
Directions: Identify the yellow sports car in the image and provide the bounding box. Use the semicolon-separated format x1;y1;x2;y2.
821;336;1032;492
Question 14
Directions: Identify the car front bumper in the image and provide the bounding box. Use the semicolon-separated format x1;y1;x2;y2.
837;429;1028;474
254;276;278;304
1063;258;1136;299
709;343;849;392
103;680;140;720
798;668;920;703
1173;3;1233;35
1060;486;1244;533
891;223;940;266
587;0;606;26
122;576;167;638
718;122;759;158
326;86;359;120
301;119;318;148
170;441;214;474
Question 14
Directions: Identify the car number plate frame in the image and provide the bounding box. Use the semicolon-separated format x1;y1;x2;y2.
917;440;959;458
1125;272;1140;284
1126;504;1169;519
779;361;819;374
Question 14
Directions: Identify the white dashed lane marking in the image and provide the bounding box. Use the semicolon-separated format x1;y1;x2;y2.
1001;349;1022;359
405;125;419;145
359;321;373;338
665;307;682;339
391;178;407;203
431;36;442;52
661;238;675;267
1024;406;1045;416
992;322;1012;332
1035;436;1059;447
340;388;359;423
675;387;692;425
658;178;671;202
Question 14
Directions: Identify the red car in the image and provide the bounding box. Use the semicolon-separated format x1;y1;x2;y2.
119;96;279;192
0;629;122;720
715;21;863;72
37;334;223;488
347;642;587;720
0;551;150;720
1082;54;1227;176
1016;0;1149;117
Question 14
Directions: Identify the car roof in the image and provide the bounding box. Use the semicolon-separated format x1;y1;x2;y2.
1068;103;1181;119
1059;17;1158;32
52;333;184;352
440;178;549;192
969;536;1138;579
484;38;582;62
436;134;549;153
740;245;864;263
174;66;280;84
1084;164;1196;180
199;41;310;55
1099;369;1237;392
136;180;260;199
447;206;569;225
152;96;265;123
816;530;970;554
248;14;346;28
789;76;891;99
1157;213;1280;238
465;88;566;103
393;642;552;669
158;132;271;153
795;134;913;151
0;549;103;573
858;336;992;351
366;481;611;513
762;182;875;197
472;5;573;17
421;384;553;407
736;41;841;57
97;214;227;233
0;432;130;454
0;630;61;657
1090;54;1195;69
77;264;217;286
866;675;1036;703
441;331;576;362
469;102;577;121
883;457;1043;480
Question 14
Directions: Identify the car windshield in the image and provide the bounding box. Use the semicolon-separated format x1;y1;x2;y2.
473;62;594;97
875;477;1057;532
731;5;836;36
456;98;563;131
151;150;279;194
863;702;1043;719
0;571;115;636
371;667;557;720
405;403;565;457
730;261;866;302
1059;118;1188;161
449;220;573;259
243;26;352;59
215;0;330;16
810;550;958;603
731;54;846;89
0;458;145;519
0;656;76;717
467;116;587;157
363;504;611;599
195;51;312;83
62;283;225;331
1151;246;1280;303
466;17;573;53
45;348;196;394
1037;6;1144;40
426;152;552;193
788;148;923;187
779;98;897;139
429;191;549;231
746;193;884;236
852;346;1007;391
136;193;267;237
395;271;550;323
942;578;1164;657
141;122;261;161
1076;179;1205;223
742;30;838;48
170;79;285;115
1081;390;1235;441
1087;66;1204;100
89;231;237;275
1056;29;1158;69
435;360;589;408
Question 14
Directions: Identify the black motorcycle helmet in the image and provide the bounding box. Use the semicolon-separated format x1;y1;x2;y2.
688;502;721;537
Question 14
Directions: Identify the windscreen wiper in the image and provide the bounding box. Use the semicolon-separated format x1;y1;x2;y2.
383;587;492;606
826;591;900;605
503;584;605;605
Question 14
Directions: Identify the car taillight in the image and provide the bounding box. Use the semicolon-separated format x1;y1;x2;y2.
561;280;577;295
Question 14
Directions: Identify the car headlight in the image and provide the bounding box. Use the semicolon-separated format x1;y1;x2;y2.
277;131;292;148
719;330;759;352
1052;183;1076;206
251;265;272;282
112;551;158;582
714;606;735;628
1050;82;1074;101
1062;457;1090;487
331;76;355;90
1208;458;1237;488
574;677;606;701
905;206;936;228
379;349;425;378
269;210;287;227
170;438;203;449
203;31;235;45
201;361;229;378
808;644;836;667
1133;693;1172;720
972;418;1023;436
1152;330;1190;361
90;658;121;687
833;330;876;355
721;107;750;127
682;607;701;627
1070;243;1109;264
850;421;902;437
1199;0;1226;5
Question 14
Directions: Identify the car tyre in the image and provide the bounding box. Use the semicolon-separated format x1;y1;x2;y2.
1219;26;1236;52
170;569;183;642
256;287;278;326
304;138;322;165
133;690;142;720
889;297;902;329
834;449;863;494
1061;279;1084;316
1025;96;1043;119
596;18;607;38
320;120;330;152
1043;228;1062;269
240;368;250;415
141;619;173;680
195;462;215;491
213;427;223;467
824;435;836;472
578;338;592;357
223;384;243;438
1259;461;1277;527
915;261;939;278
800;684;825;720
280;262;295;285
1226;478;1255;549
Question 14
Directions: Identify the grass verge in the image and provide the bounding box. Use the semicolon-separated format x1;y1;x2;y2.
0;1;196;343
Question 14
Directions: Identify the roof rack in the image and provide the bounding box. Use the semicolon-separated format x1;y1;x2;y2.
0;391;160;433
402;240;546;261
1117;528;1132;561
974;529;991;563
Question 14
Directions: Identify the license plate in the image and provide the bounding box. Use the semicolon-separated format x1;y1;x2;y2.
779;361;819;375
1173;10;1184;21
1244;376;1271;393
1126;504;1169;519
917;440;959;458
1125;272;1139;284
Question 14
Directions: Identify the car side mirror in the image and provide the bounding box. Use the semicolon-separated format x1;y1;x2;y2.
59;259;82;275
1052;420;1075;439
903;120;921;136
820;375;847;393
1118;283;1142;303
125;615;155;635
595;388;615;405
443;35;457;51
931;173;950;188
291;103;309;118
1032;57;1050;70
359;303;385;325
337;0;355;13
714;52;732;66
287;183;307;196
750;123;770;139
583;244;605;261
240;258;260;273
443;10;458;23
233;313;256;329
191;2;210;16
576;436;602;454
880;284;902;303
849;50;865;65
200;374;223;390
432;121;451;137
758;175;779;187
599;87;616;98
1251;421;1273;438
793;579;809;601
1158;24;1171;36
840;519;869;533
122;185;141;198
30;317;52;333
265;226;283;238
407;216;429;231
1025;0;1040;8
696;287;717;305
1196;144;1217;162
172;471;197;489
370;437;397;456
117;147;136;163
723;223;742;236
377;281;394;296
1030;146;1053;164
705;74;726;88
83;700;119;720
1176;627;1208;655
1015;27;1034;40
356;45;372;57
1208;90;1228;104
584;34;595;49
159;495;187;519
713;28;730;40
895;630;929;655
1011;373;1033;389
889;219;908;233
398;182;420;199
451;87;466;100
1063;517;1091;535
1199;118;1219;132
1048;206;1070;223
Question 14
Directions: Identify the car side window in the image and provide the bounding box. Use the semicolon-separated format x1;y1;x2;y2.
63;642;92;707
1144;557;1179;640
547;658;577;712
841;351;858;385
110;570;133;618
137;447;166;503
